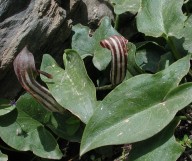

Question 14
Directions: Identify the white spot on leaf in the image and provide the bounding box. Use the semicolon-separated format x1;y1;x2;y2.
125;119;129;123
160;102;166;106
117;132;123;136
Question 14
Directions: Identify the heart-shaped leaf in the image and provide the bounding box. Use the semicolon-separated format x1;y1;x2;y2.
80;55;192;155
136;0;186;38
72;16;119;70
41;50;97;123
0;99;63;159
111;0;141;15
129;119;184;161
17;93;82;142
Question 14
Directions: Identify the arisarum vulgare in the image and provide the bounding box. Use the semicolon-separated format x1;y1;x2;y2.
100;35;128;85
13;46;65;113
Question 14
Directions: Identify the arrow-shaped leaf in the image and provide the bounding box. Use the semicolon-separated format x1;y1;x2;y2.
80;55;192;155
41;50;97;123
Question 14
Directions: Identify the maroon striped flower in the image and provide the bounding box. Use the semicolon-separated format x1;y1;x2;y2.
100;35;128;85
13;46;65;113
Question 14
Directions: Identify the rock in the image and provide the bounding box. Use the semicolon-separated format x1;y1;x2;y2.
0;0;114;98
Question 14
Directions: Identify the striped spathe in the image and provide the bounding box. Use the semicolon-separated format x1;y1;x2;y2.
13;46;65;114
100;35;128;85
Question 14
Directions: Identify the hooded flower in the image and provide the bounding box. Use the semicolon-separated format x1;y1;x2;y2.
13;46;65;113
100;35;128;85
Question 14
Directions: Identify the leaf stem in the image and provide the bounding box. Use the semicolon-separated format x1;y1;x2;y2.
96;84;114;91
176;116;187;121
114;14;120;30
165;36;181;60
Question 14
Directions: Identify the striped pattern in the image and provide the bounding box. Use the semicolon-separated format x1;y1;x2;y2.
100;35;128;85
13;46;65;113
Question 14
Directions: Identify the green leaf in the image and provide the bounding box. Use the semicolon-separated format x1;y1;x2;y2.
129;119;184;161
80;55;191;155
127;42;143;76
135;42;165;73
47;112;82;142
17;93;81;142
111;0;141;15
0;98;15;116
72;16;119;70
0;151;8;161
183;15;192;53
0;108;62;159
179;134;192;148
41;50;97;123
158;52;175;71
136;0;186;38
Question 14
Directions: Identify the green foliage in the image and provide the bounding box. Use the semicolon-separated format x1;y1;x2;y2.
1;0;192;160
126;42;143;76
135;42;165;73
17;94;82;141
0;94;63;159
80;55;192;155
128;119;184;161
183;15;192;53
0;98;15;116
137;0;186;38
72;16;119;70
178;134;192;148
40;50;97;123
110;0;141;14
